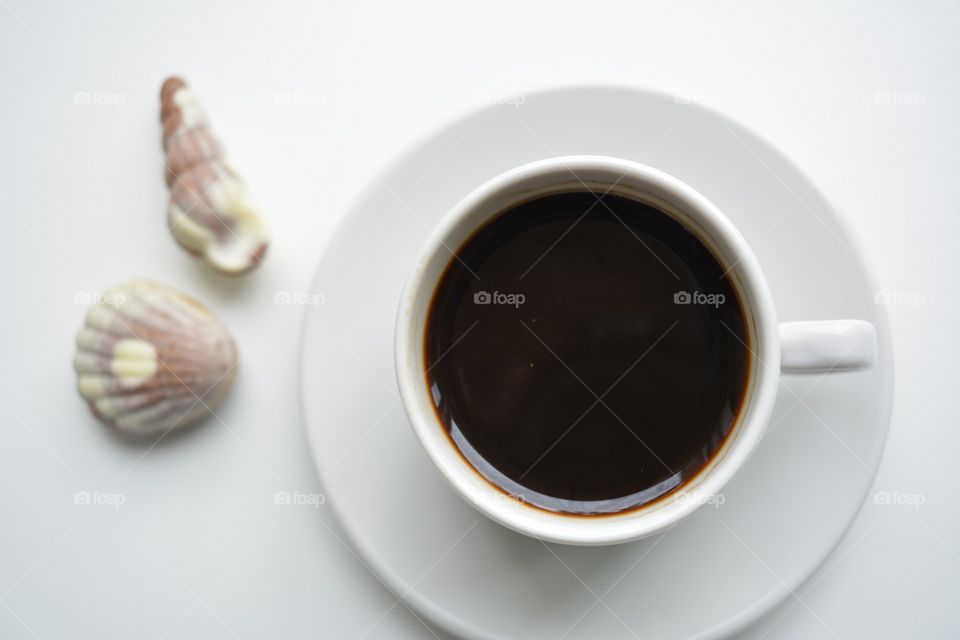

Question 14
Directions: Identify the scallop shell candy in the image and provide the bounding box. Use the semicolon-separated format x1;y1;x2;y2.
160;76;269;275
74;279;238;436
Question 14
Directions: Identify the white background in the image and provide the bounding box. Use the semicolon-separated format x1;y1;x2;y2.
1;1;957;638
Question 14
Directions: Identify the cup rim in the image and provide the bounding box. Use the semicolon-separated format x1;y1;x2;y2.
395;155;781;545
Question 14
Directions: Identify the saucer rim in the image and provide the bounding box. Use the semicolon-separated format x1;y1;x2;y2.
299;81;894;640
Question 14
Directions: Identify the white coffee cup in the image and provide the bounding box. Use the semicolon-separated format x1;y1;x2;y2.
394;156;876;546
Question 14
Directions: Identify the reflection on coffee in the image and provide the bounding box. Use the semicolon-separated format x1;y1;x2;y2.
425;191;749;514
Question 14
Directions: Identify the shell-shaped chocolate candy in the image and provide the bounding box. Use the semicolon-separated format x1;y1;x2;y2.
160;76;269;275
74;279;238;436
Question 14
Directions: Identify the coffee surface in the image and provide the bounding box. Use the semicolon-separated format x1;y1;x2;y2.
425;191;749;514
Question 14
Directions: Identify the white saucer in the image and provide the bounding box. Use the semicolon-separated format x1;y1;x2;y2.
300;85;893;639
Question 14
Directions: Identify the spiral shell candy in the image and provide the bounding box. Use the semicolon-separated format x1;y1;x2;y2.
74;280;238;436
160;76;269;275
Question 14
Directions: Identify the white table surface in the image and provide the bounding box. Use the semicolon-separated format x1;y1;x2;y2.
1;1;957;638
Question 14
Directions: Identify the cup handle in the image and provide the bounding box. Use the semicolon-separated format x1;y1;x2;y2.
779;320;877;373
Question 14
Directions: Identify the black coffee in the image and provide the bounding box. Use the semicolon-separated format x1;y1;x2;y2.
425;191;749;514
